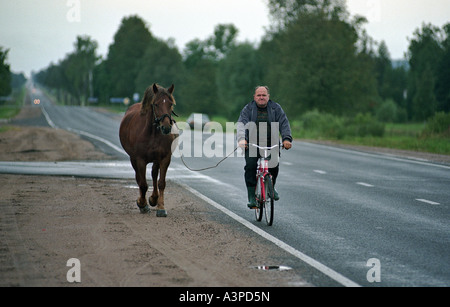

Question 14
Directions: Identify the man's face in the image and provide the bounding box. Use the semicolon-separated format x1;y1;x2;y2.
254;87;269;108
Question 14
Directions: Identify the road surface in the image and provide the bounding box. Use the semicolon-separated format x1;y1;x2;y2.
2;85;449;287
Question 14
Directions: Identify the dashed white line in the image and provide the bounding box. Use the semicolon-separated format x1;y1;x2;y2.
313;170;327;174
416;199;440;205
356;182;374;187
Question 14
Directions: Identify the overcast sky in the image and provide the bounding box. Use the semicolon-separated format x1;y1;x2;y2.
1;0;449;77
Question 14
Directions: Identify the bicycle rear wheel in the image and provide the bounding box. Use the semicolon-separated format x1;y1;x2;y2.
264;175;274;226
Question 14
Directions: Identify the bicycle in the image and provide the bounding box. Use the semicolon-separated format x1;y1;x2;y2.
249;144;279;226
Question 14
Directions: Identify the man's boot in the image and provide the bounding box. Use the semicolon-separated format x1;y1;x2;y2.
272;180;280;201
273;189;280;201
247;186;258;209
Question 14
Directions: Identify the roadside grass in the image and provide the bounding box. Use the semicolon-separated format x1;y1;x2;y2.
0;106;21;120
0;85;26;121
333;134;450;155
293;120;450;155
0;86;27;133
0;107;21;133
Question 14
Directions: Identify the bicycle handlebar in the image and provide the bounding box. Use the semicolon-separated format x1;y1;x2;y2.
249;144;282;150
250;143;279;150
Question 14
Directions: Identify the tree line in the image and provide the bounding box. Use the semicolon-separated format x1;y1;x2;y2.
31;0;449;122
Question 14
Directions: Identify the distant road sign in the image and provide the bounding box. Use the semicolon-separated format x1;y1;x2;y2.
110;97;125;104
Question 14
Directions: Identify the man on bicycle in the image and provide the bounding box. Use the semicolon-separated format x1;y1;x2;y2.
237;86;292;209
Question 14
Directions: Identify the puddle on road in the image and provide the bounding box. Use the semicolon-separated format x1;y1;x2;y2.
252;265;292;271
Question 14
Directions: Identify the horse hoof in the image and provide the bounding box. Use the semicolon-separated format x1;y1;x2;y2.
149;198;157;207
140;205;151;214
156;209;167;217
136;202;150;214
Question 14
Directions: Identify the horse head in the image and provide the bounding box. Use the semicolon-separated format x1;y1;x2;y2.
141;83;176;135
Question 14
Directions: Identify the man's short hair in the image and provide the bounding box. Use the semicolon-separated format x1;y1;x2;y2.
254;85;270;94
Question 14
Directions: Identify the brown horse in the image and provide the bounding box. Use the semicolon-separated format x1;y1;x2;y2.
119;83;177;217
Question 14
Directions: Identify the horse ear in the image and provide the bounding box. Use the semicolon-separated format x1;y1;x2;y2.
152;83;158;94
168;84;175;94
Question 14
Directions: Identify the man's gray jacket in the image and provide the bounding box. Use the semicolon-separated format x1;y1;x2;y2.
237;100;292;145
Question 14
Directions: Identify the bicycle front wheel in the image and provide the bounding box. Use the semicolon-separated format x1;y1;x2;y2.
254;183;263;222
264;175;274;226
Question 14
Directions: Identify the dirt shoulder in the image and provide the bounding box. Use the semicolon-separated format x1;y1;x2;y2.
0;106;113;162
0;174;307;287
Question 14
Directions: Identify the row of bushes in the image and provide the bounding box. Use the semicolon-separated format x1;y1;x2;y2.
293;110;450;140
375;99;408;123
294;110;385;139
421;112;450;138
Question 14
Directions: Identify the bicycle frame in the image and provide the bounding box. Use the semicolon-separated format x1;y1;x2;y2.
249;144;280;226
251;144;278;204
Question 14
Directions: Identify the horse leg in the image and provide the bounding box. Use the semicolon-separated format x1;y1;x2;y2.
149;162;159;207
131;158;150;213
155;158;170;217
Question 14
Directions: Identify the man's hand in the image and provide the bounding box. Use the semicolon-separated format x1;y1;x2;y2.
283;140;292;150
238;139;248;149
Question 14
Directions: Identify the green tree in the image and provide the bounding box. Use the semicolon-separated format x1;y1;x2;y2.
413;65;437;120
208;24;239;59
65;35;99;104
375;41;392;99
181;24;239;116
374;41;408;114
435;23;450;112
0;47;12;96
216;43;262;118
260;0;378;117
35;36;98;105
11;72;27;89
183;39;207;70
92;59;109;104
267;0;348;30
103;15;153;98
180;58;217;114
135;38;184;94
384;65;408;109
407;23;444;119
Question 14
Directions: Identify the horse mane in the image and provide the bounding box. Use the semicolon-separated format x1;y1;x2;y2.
140;83;176;115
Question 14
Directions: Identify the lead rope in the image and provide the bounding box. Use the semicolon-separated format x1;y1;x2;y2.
173;121;240;172
179;146;239;172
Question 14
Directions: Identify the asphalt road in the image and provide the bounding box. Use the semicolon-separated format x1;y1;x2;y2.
2;85;449;287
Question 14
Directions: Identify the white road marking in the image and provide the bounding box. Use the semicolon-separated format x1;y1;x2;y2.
40;103;127;156
66;127;128;156
314;170;327;174
180;183;361;287
302;141;450;170
40;105;57;128
416;199;440;205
